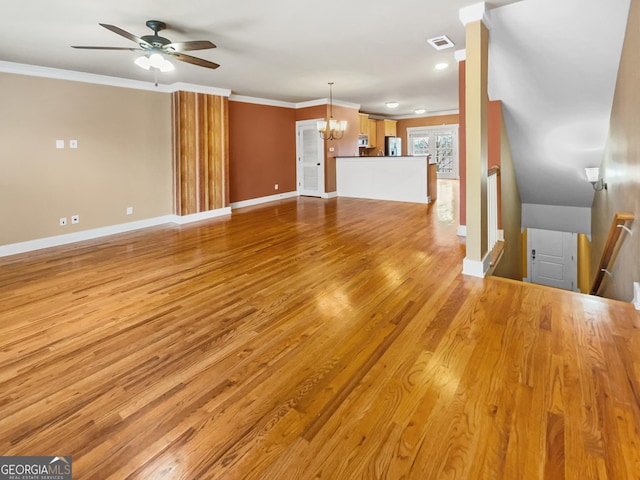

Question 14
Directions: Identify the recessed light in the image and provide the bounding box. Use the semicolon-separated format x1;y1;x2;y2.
435;63;449;70
414;108;426;114
386;102;399;109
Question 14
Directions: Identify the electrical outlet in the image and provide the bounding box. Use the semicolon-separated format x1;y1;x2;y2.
71;215;79;224
59;217;67;226
329;147;335;152
126;207;133;215
275;184;279;190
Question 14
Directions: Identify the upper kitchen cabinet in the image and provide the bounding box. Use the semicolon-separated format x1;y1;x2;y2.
359;114;369;135
368;119;377;148
384;120;397;137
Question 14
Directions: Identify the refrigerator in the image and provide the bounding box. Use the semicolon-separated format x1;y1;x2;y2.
385;136;402;156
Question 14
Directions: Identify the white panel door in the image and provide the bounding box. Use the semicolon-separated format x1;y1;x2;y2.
296;120;324;197
529;228;577;291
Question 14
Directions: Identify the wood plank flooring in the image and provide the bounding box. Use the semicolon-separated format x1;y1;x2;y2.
1;182;640;479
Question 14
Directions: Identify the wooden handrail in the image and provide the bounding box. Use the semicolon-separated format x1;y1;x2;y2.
590;212;634;295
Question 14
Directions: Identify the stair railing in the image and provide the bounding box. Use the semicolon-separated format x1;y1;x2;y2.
590;212;634;295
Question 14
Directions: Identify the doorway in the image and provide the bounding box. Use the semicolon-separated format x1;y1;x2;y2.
296;120;324;197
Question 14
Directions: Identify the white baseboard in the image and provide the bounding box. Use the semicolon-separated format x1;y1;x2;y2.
458;225;467;237
230;191;298;209
462;253;491;278
321;191;338;199
170;207;231;225
0;207;233;258
0;215;173;257
498;229;504;241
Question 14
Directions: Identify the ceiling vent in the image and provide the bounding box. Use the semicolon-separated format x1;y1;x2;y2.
427;35;455;50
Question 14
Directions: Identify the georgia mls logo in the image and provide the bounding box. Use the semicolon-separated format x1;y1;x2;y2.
49;456;71;472
0;455;72;480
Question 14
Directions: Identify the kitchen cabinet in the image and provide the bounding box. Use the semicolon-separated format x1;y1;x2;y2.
359;114;369;135
383;119;397;137
368;119;377;148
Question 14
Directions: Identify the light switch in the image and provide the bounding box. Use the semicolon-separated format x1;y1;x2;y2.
56;140;64;149
70;140;78;149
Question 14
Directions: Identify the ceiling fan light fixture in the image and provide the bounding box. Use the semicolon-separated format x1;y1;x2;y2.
134;55;151;70
135;52;174;72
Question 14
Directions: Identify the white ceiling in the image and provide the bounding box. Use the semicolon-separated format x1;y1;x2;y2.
489;0;630;207
2;0;518;115
1;0;631;208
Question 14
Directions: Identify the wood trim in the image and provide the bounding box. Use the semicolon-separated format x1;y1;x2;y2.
590;212;634;295
577;233;591;294
173;91;229;216
488;165;500;176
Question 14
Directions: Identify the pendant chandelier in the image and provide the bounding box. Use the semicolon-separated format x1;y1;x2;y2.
317;82;347;140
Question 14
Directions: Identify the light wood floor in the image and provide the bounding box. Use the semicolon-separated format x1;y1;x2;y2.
1;182;640;479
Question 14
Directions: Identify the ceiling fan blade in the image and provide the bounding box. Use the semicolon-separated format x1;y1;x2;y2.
71;46;143;51
164;40;216;52
99;23;151;48
170;52;220;69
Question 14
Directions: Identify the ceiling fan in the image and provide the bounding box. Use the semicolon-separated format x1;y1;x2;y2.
72;20;220;71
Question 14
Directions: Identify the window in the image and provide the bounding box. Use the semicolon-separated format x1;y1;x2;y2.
407;125;459;179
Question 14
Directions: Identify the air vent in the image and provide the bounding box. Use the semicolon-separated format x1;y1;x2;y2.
427;35;455;50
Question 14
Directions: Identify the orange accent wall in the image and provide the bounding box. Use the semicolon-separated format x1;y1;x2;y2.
295;105;326;121
228;101;297;203
459;60;467;226
328;105;360;158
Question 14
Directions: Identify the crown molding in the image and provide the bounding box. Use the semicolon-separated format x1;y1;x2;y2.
454;49;467;62
0;61;231;96
229;95;296;108
388;109;460;120
295;98;360;110
459;2;493;29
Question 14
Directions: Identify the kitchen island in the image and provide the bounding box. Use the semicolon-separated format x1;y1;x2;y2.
335;155;432;204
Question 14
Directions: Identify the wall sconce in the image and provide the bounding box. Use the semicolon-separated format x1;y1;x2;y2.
585;167;607;191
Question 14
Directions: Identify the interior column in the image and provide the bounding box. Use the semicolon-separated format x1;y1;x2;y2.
461;3;490;277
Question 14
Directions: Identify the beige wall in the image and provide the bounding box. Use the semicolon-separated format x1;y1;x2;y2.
0;73;173;246
492;109;522;280
591;0;640;301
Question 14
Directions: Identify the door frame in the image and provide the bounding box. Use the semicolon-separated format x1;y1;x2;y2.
296;119;325;197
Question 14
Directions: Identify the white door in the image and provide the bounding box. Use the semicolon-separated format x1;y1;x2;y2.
296;120;324;197
528;228;577;291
